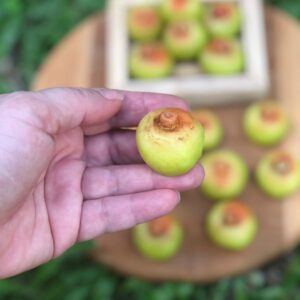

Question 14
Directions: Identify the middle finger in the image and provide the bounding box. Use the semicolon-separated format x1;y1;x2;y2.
82;164;204;200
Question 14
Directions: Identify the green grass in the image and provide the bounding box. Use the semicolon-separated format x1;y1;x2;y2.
1;0;300;299
0;0;106;92
2;241;300;300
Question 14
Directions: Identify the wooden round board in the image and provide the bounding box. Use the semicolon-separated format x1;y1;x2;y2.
32;7;300;282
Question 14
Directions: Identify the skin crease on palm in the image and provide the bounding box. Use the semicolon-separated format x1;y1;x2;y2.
0;88;204;278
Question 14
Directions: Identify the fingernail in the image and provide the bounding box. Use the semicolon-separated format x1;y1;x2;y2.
93;88;125;102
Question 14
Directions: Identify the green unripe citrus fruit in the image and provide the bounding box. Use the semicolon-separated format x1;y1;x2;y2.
130;42;174;79
136;108;204;176
192;109;223;151
132;215;183;261
163;19;207;60
243;101;290;146
199;38;244;75
204;3;241;38
255;150;300;199
206;201;257;250
128;6;162;42
200;149;248;200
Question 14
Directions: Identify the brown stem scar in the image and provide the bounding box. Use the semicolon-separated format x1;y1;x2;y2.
148;216;172;236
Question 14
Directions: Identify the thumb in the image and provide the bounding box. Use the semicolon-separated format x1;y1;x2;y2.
36;88;123;135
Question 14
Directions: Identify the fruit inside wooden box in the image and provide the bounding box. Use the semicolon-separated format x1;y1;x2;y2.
106;0;269;105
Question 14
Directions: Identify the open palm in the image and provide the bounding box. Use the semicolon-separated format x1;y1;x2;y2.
0;88;203;278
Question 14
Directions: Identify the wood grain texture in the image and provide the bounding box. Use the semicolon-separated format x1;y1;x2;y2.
32;7;300;282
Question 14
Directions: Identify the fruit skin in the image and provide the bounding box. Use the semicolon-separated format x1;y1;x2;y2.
200;149;248;200
192;109;223;151
132;215;183;261
199;38;244;75
243;101;290;146
136;108;204;176
128;6;162;42
163;19;207;60
160;0;203;21
129;42;174;79
204;3;241;38
206;201;257;251
255;151;300;199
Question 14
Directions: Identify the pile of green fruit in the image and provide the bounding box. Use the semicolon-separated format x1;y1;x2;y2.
128;0;244;79
131;101;300;261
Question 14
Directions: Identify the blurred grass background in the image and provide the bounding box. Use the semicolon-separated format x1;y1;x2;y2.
1;0;300;299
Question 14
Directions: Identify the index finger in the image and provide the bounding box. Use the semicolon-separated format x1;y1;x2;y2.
98;89;189;128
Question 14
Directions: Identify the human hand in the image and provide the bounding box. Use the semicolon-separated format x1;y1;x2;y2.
0;88;203;278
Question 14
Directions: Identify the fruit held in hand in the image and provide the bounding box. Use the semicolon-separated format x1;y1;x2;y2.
128;6;162;42
199;38;244;75
200;149;248;200
255;150;300;199
192;109;223;151
206;201;257;250
243;101;290;146
204;3;241;38
163;19;207;60
129;42;174;79
132;215;183;261
136;108;204;176
161;0;203;21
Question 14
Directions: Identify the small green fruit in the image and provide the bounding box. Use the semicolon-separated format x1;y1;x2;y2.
192;109;223;151
161;0;203;21
128;6;162;42
206;201;257;251
243;101;290;146
255;150;300;199
199;38;244;75
200;149;248;200
163;19;207;60
204;3;241;38
132;215;183;261
136;108;204;176
129;42;174;79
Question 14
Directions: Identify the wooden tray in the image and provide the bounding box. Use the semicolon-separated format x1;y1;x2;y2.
32;7;300;282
